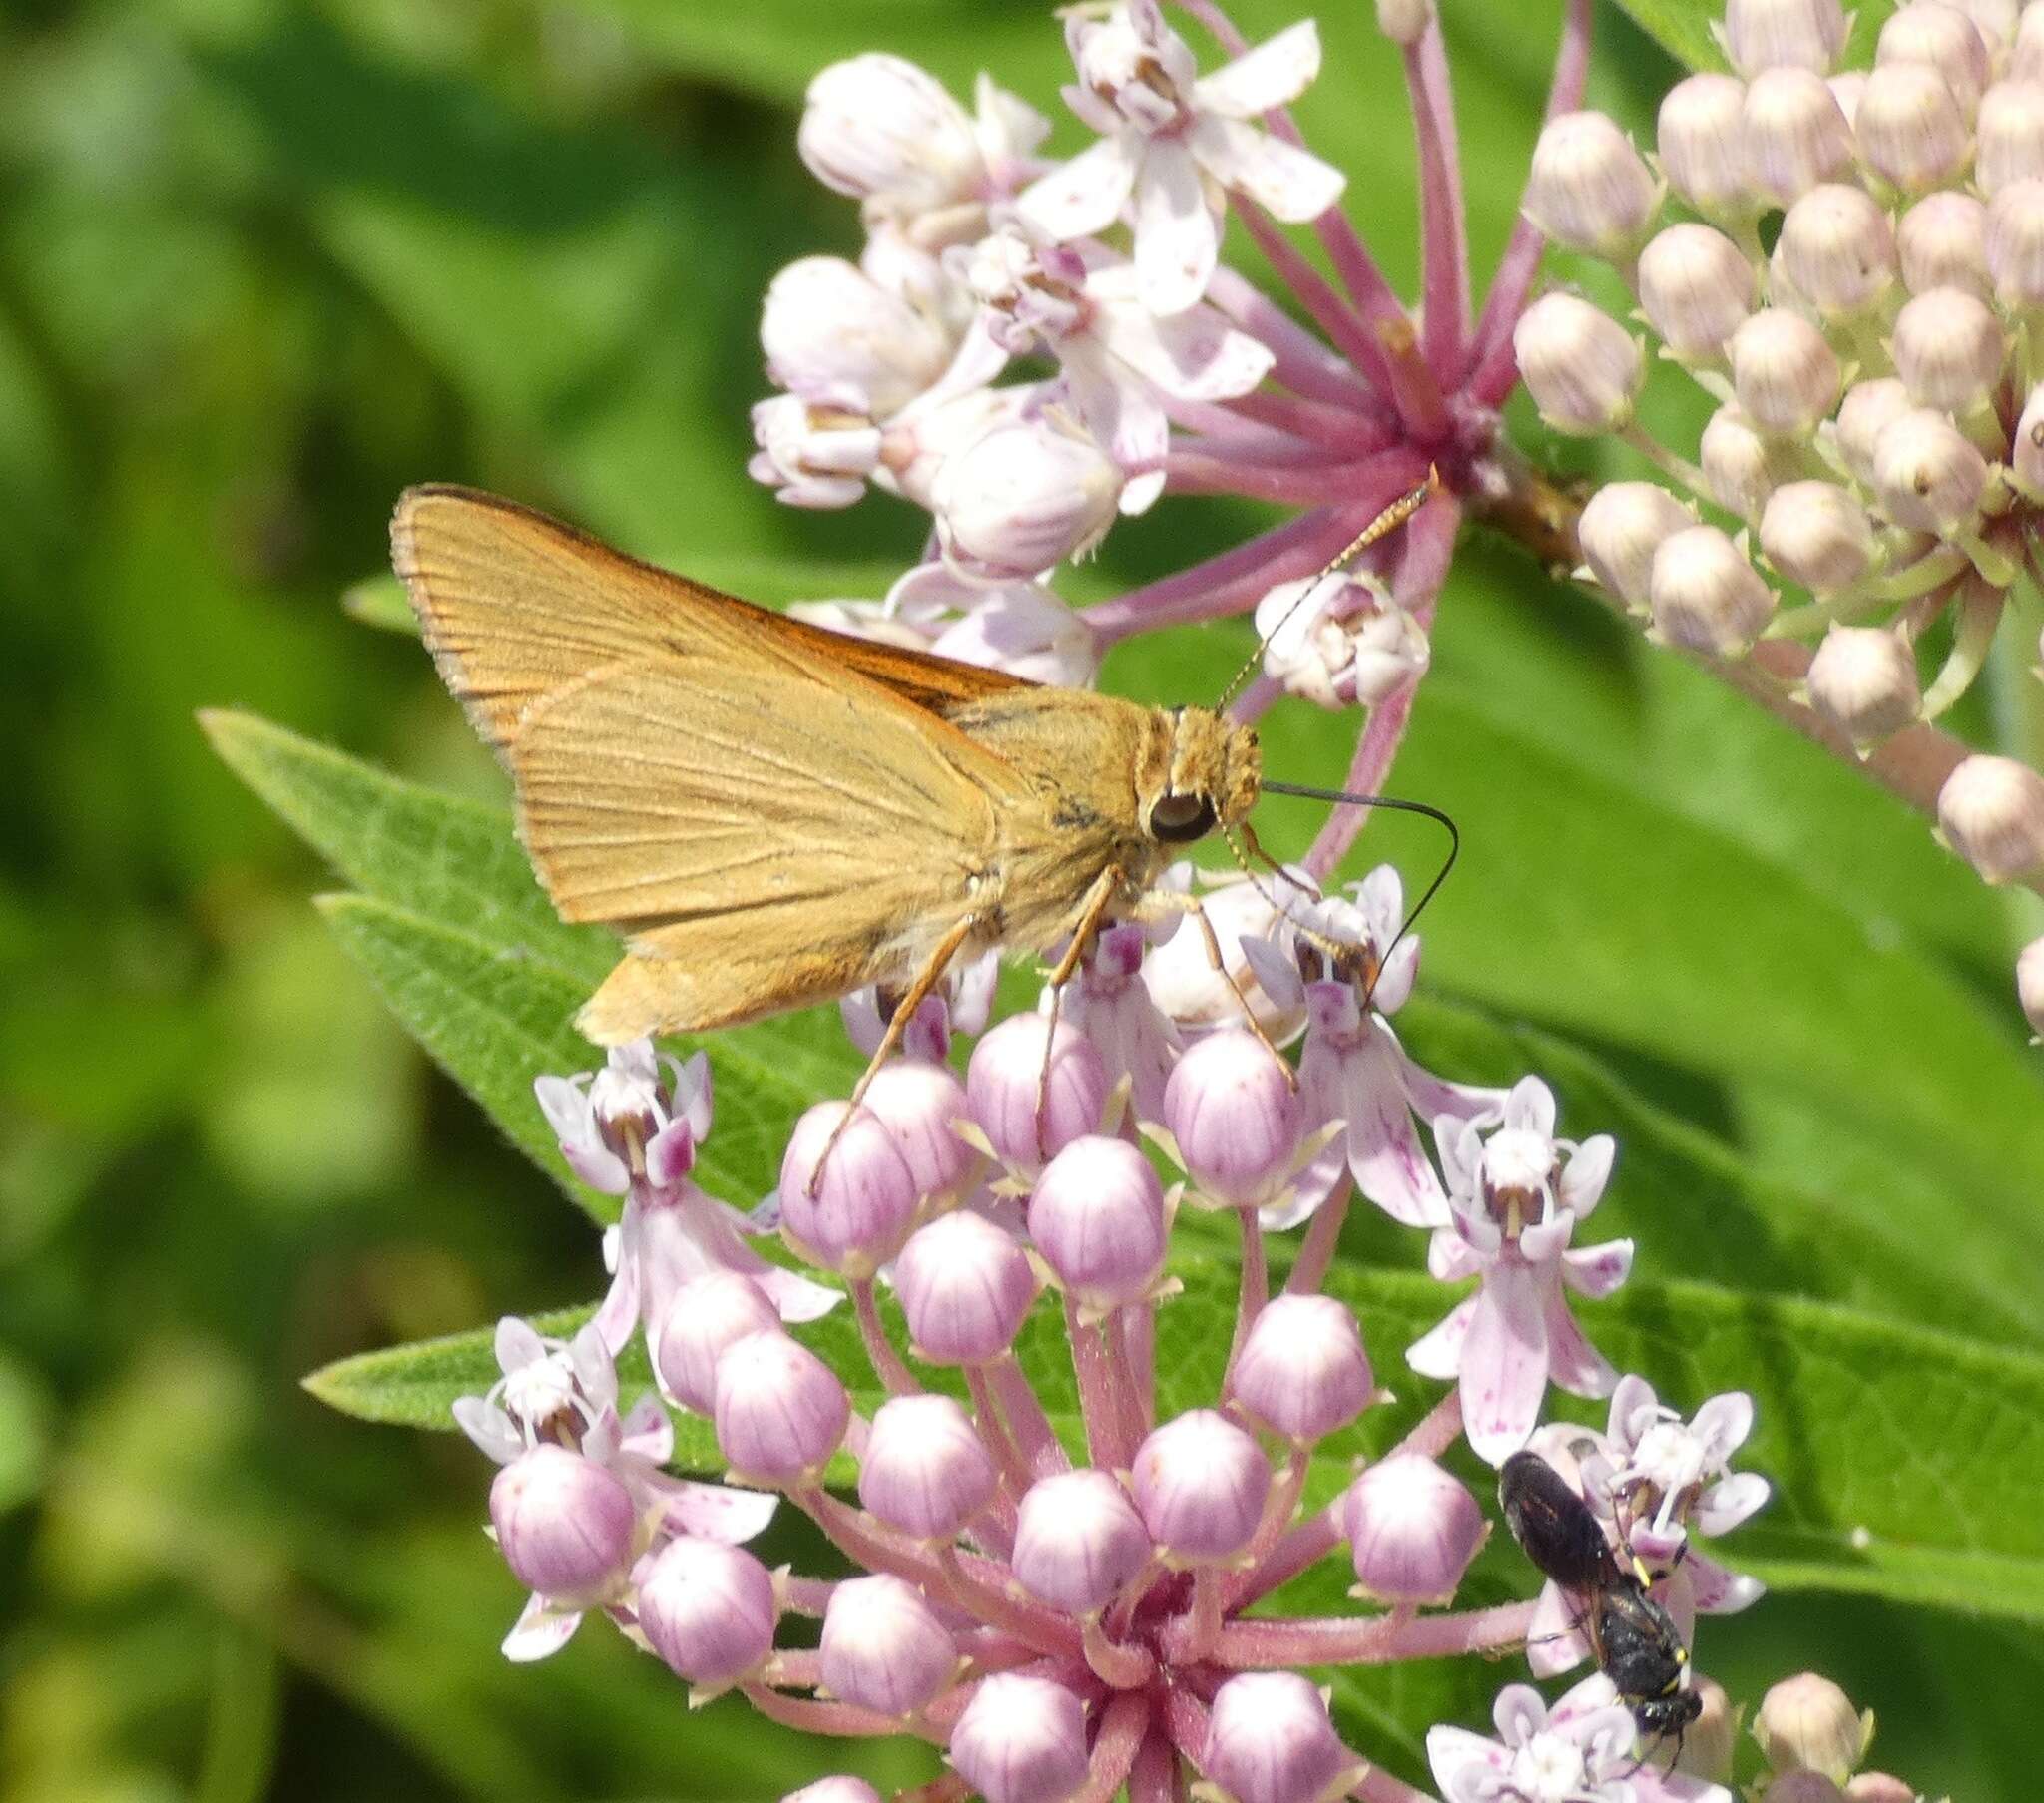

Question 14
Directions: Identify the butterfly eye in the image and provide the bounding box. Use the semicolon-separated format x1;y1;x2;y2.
1149;792;1218;843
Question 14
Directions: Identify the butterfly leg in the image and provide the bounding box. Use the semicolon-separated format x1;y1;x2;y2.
1035;864;1126;1157
809;912;981;1195
1134;889;1296;1090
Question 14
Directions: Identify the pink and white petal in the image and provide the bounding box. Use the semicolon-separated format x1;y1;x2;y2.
1552;1695;1638;1764
1559;1135;1615;1216
1683;1548;1766;1613
751;1261;844;1324
452;1396;523;1464
1657;1567;1699;1645
1188;115;1344;221
1561;1236;1634;1298
645;1120;698;1189
560;1137;632;1194
1091;291;1273;400
1240;932;1307;1011
1133;138;1221;315
495;1316;548;1375
533;1073;590;1141
1526;1580;1592;1676
619;1391;673;1462
975;73;1052;165
1688;1391;1756;1466
1548;1672;1620;1723
1428;1228;1485;1283
1459;1268;1551;1464
1693;1470;1771;1535
592;1251;643;1356
1606;1371;1660;1448
1431;1110;1485;1195
1519;1211;1576;1264
502;1594;584;1662
673;1049;713;1141
1491;1681;1550;1743
1347;1036;1451;1226
658;1478;780;1544
1405;1294;1477;1380
1119;466;1167;515
1018;136;1138;241
1542;1288;1617;1400
1371;936;1420;1015
1424;1723;1512;1803
1193;20;1324;118
1629;1522;1687;1570
1502;1076;1555;1137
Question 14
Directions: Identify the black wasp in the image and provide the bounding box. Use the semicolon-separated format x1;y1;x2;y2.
1498;1450;1701;1748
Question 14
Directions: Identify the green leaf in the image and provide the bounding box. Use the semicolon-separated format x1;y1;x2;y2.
341;574;418;635
205;712;865;1213
305;1253;2044;1625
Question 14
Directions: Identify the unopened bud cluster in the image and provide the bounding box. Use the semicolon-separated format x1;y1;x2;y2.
454;858;1784;1803
1521;0;2044;1019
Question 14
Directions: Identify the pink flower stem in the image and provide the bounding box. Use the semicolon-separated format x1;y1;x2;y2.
1163;394;1325;459
1175;1568;1229;1663
741;1683;940;1743
1160;1680;1213;1769
1231;1442;1309;1580
1082;1616;1158;1689
1232;199;1395;391
1304;493;1460;881
1206;266;1388;413
1468;0;1593;400
959;1629;1047;1675
1066;1293;1135;1469
1129;1728;1184;1803
766;1647;822;1686
991;1352;1070;1476
1404;19;1472;373
1284;1174;1352;1293
853;1277;920;1397
1230;1496;1343;1608
1390;1389;1465;1462
1190;1598;1535;1668
1226;390;1398;451
1232;1203;1269;1362
1082;505;1361;643
1373;314;1455;444
1228;672;1282;725
1166;447;1429;505
967;1363;1044;1498
1075;1694;1155;1803
1120;1304;1157;1434
779;1574;837;1615
894;1776;969;1803
1105;1304;1151;1454
933;1545;1087;1656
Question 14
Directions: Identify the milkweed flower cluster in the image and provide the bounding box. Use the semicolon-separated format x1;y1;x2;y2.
1514;0;2044;1015
454;859;1779;1803
751;0;1595;834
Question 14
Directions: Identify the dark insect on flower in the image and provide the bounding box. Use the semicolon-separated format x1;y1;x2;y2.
1498;1450;1702;1753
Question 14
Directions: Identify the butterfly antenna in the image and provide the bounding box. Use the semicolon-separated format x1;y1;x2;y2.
1216;468;1439;713
1258;783;1460;1008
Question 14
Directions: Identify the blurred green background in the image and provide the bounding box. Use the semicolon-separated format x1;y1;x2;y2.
4;0;2042;1798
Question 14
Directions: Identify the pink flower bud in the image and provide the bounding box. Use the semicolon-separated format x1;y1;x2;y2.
2014;381;2044;497
750;393;882;509
1657;74;1755;217
1897;190;1990;298
1775;185;1897;315
1650;524;1777;655
1825;71;1866;128
1730;308;1841;433
798;56;983;214
2019;1;2044;78
1986;176;2044;306
860;1059;974;1202
1638;222;1757;358
858;1393;1000;1540
714;1330;851;1483
966;1014;1109;1173
655;1271;783;1415
1877;4;1992;110
1376;0;1434;45
1203;1671;1357;1803
1843;1777;1917;1803
895;1210;1039;1363
1760;481;1876;593
1343;1453;1486;1604
1228;1294;1374;1441
1524;112;1661;259
1578;480;1696;608
1744;67;1854;204
1953;0;2019;54
1512;293;1642;435
1678;1676;1740;1783
1853;61;1971;192
635;1535;778;1687
2021;938;2044;1036
762;256;952;417
1163;1028;1301;1206
490;1445;636;1600
1754;1672;1872;1783
948;1673;1090;1803
934;417;1124;580
1723;0;1849;75
1831;378;1915;488
1013;1469;1152;1610
1804;626;1920;744
1027;1135;1168;1310
1700;404;1787;519
1872;406;1989;532
819;1573;958;1716
1132;1409;1272;1561
1892;286;2007;412
1937;753;2044;882
778;1102;919;1277
1763;1778;1848;1803
784;1781;882;1803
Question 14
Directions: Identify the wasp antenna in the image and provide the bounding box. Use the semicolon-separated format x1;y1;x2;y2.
1216;469;1440;713
1259;784;1459;1007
